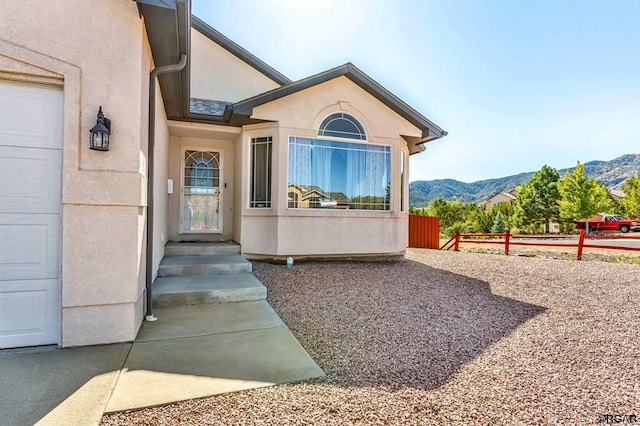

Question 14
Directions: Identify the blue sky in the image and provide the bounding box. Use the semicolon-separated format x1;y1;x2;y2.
193;0;640;183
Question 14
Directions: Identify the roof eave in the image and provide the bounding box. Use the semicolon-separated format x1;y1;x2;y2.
137;0;191;119
403;131;447;156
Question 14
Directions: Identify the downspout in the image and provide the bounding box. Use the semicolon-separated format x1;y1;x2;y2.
145;53;187;321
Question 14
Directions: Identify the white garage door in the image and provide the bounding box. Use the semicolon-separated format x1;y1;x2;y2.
0;81;63;348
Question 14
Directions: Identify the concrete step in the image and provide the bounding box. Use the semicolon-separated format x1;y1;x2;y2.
164;241;241;257
158;254;252;277
152;273;266;308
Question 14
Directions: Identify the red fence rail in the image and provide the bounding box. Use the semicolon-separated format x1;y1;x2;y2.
409;215;440;249
441;229;640;260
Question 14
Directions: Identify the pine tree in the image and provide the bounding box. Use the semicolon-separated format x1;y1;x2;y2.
621;173;640;218
513;165;561;233
491;211;506;233
558;162;613;222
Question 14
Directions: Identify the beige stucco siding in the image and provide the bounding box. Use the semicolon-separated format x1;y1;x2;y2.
61;206;143;306
62;298;143;347
1;0;153;346
242;216;407;257
278;216;407;256
190;29;281;102
240;216;279;255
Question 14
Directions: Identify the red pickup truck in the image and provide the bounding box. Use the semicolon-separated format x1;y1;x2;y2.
575;213;640;233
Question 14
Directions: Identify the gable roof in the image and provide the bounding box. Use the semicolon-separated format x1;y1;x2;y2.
233;62;446;141
191;16;292;86
487;192;517;202
609;189;625;198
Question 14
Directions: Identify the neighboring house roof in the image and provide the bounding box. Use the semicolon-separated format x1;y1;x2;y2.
487;192;517;203
610;189;625;198
327;192;350;203
502;192;517;200
234;62;447;142
287;184;349;203
300;189;329;200
191;16;292;86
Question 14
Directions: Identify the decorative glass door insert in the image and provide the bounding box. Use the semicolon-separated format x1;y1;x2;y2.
182;150;221;232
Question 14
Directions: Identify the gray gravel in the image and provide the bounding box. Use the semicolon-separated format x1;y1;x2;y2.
102;249;639;425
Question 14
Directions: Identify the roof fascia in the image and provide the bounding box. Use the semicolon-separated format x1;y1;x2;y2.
136;0;177;9
191;16;291;86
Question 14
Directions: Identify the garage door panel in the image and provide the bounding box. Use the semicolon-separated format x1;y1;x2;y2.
0;214;60;281
0;146;62;214
0;279;59;347
0;84;63;149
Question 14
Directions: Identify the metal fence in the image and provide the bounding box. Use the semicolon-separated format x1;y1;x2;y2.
408;215;440;249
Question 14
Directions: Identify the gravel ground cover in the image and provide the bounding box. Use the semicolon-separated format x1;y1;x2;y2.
103;250;639;425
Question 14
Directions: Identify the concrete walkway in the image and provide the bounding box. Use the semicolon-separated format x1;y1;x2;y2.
0;301;324;426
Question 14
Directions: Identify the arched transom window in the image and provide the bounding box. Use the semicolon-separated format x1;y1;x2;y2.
318;113;366;140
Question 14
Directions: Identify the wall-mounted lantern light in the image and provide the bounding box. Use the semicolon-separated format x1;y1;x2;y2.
89;106;111;151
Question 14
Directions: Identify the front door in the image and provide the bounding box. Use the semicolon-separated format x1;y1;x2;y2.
181;149;222;233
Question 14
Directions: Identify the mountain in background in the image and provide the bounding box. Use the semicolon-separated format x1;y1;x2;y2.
409;153;640;207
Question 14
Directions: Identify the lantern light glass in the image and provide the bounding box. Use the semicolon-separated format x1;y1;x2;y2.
89;106;111;151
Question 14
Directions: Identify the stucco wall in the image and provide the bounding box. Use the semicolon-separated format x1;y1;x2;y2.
1;0;151;346
239;78;416;257
190;28;281;102
241;216;407;258
277;216;407;256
